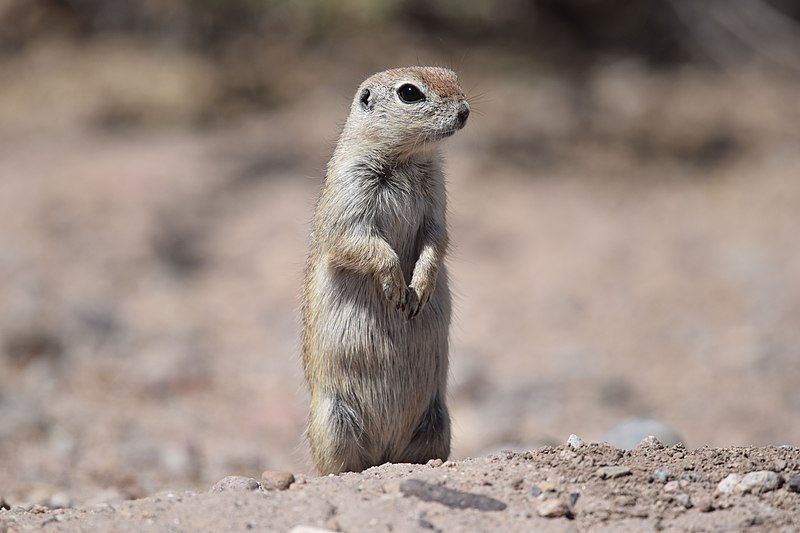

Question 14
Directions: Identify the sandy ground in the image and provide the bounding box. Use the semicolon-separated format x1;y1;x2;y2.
3;441;799;532
1;41;800;530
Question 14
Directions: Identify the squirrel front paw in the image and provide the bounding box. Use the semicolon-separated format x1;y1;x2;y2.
379;267;408;311
406;282;433;319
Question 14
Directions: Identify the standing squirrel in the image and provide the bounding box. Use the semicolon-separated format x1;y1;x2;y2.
302;66;470;475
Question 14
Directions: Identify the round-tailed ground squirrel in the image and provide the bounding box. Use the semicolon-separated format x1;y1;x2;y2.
302;66;469;475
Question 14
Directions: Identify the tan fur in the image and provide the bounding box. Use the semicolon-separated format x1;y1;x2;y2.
302;67;469;475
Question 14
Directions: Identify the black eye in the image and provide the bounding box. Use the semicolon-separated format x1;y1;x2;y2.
397;84;425;103
360;88;371;107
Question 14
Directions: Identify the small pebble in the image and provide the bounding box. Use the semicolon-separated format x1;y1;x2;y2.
653;469;672;483
537;497;574;519
289;474;308;491
788;475;800;493
696;498;714;513
46;492;73;509
538;481;556;493
638;436;665;449
261;471;295;491
567;434;584;450
738;471;783;494
569;492;580;507
597;465;632;479
680;472;702;483
715;498;734;510
676;493;693;509
209;476;261;493
426;458;443;467
530;486;542;497
288;527;337;533
417;516;436;530
663;481;681;493
715;474;742;495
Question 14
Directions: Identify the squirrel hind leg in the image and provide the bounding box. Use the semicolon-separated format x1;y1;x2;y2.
397;394;451;464
310;393;374;475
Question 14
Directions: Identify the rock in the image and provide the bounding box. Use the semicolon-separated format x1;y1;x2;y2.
417;514;436;530
680;472;702;483
46;492;73;509
653;469;672;483
567;434;584;450
569;492;580;507
539;481;557;493
715;498;734;510
209;476;260;493
663;480;681;493
715;471;782;495
596;465;632;479
399;479;506;511
696;498;714;513
637;436;664;449
261;471;295;491
715;474;742;495
788;475;800;493
737;471;783;494
530;481;557;496
537;497;574;519
602;418;683;449
288;527;337;533
676;493;693;509
426;458;443;467
289;474;308;491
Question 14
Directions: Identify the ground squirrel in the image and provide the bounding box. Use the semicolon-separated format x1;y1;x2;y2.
302;66;470;475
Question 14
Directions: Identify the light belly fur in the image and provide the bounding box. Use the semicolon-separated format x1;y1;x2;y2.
307;259;450;455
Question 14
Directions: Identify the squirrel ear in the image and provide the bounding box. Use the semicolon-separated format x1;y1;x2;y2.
359;88;374;111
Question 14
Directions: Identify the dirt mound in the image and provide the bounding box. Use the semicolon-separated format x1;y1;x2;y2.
3;442;798;532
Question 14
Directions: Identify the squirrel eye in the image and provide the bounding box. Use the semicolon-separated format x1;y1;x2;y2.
397;84;425;103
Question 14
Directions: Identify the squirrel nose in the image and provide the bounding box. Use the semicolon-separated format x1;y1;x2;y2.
456;102;470;126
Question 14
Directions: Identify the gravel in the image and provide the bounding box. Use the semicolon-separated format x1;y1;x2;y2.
1;444;799;531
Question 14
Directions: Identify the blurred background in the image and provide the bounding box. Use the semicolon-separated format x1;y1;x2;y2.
1;0;799;507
